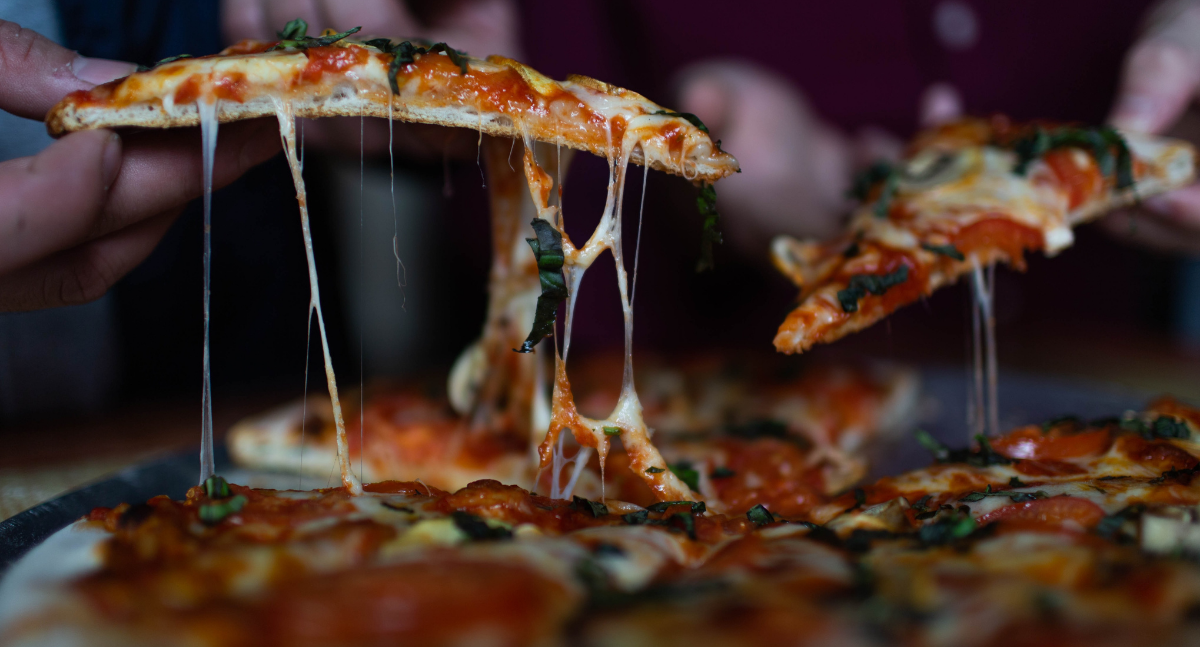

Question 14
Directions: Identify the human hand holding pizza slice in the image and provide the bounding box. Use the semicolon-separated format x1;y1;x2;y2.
0;20;280;312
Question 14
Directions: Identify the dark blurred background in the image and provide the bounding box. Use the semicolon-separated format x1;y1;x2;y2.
2;0;1198;430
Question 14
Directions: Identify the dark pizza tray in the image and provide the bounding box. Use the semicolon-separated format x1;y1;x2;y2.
0;367;1151;574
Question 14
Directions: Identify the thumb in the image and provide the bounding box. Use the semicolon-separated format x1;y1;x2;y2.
1109;2;1200;133
0;19;135;121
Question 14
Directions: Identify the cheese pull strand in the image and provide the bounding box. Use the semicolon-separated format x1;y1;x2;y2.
274;99;361;495
198;99;218;484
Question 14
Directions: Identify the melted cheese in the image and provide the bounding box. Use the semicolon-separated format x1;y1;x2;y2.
274;100;361;495
198;99;218;484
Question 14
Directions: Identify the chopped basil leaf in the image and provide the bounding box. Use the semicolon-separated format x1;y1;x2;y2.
381;501;414;513
203;474;232;499
710;466;736;479
843;242;861;258
572;496;609;518
136;54;193;73
667;512;697;540
1119;417;1149;435
910;494;933;513
645;466;666;474
847;161;899;218
669;462;700;492
695;183;723;272
370;39;468;94
1150;416;1190;440
451;510;512;541
844;487;866;513
836;266;909;313
918;514;976;545
959;484;1048;503
1095;504;1144;541
602;426;622;436
746;503;775;526
270;19;361;52
622;509;649;525
198;494;246;525
1010;125;1135;191
915;430;1012;467
1009;476;1026;488
1152;464;1200;485
515;219;568;353
646;501;706;514
652;110;710;134
921;242;965;261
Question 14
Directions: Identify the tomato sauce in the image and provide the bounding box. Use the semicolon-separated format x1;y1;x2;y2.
299;45;370;85
991;426;1111;461
1117;436;1199;472
977;496;1106;530
951;217;1043;269
1042;148;1103;210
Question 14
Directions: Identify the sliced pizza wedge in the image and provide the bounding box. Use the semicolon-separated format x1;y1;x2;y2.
771;116;1196;354
46;29;737;183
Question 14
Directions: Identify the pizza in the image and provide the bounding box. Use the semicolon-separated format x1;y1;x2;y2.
5;400;1200;646
44;20;740;502
770;116;1197;354
226;355;919;512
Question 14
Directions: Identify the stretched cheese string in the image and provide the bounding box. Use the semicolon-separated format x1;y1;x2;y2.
198;99;218;484
274;100;362;494
527;121;694;503
969;259;1000;439
359;110;366;484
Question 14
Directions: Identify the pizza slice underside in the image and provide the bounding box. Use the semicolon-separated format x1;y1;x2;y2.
47;32;739;500
771;117;1197;354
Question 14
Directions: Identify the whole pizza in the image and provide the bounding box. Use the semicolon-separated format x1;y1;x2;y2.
3;20;1200;647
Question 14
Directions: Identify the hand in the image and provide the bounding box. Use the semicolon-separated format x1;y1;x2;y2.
673;61;962;254
220;0;522;159
0;20;280;311
1105;0;1200;254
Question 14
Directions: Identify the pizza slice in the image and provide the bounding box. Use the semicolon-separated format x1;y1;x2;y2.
771;116;1197;354
46;21;739;500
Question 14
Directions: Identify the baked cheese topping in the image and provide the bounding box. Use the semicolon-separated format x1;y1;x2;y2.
771;116;1197;354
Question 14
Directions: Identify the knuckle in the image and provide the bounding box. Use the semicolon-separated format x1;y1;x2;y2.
0;20;40;78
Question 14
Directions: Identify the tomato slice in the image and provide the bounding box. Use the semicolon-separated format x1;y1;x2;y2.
976;496;1106;529
1042;148;1103;211
1118;436;1199;472
991;426;1111;461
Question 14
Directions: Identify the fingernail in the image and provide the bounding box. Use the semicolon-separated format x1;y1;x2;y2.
72;55;137;85
102;132;122;190
1110;95;1158;133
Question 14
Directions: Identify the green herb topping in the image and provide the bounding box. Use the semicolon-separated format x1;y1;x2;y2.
669;462;700;492
645;466;666;474
572;496;609;518
695;183;723;272
710;466;736;479
365;38;469;94
646;501;706;514
602;426;622;436
725;419;788;440
198;495;246;525
921;242;965;261
270;18;361;52
515;219;568;353
915;430;1013;467
958;484;1048;503
136;54;193;73
918;513;977;546
836;266;909;313
746;503;775;526
203;474;232;499
1010;125;1134;191
847;161;899;218
451;511;512;541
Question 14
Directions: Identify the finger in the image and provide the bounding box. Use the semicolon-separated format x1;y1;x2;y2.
221;0;268;44
0;130;120;276
95;118;280;240
1140;183;1200;230
0;19;135;119
1100;207;1200;255
1109;41;1200;133
0;210;179;312
918;82;963;127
